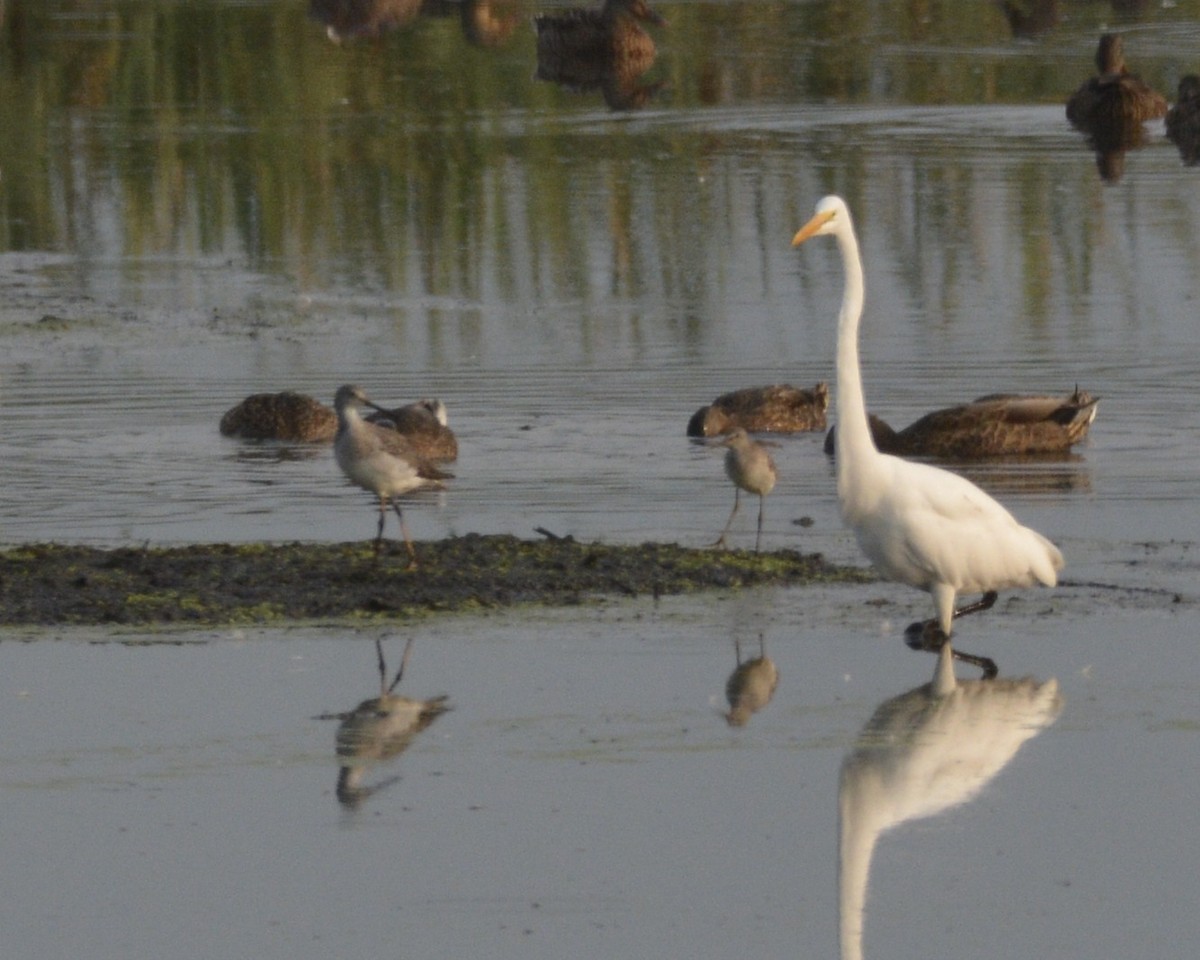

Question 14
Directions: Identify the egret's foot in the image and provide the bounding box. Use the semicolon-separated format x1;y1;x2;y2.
904;618;945;651
902;620;998;679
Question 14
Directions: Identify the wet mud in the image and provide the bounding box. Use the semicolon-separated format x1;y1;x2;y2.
0;534;869;627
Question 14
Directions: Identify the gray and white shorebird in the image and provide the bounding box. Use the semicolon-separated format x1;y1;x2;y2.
333;384;453;567
713;427;778;553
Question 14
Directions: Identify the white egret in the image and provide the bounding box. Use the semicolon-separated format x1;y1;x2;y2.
791;196;1064;672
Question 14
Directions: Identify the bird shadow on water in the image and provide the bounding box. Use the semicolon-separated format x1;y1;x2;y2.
837;642;1063;960
316;637;451;810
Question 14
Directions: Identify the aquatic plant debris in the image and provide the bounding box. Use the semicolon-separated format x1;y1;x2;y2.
0;534;870;627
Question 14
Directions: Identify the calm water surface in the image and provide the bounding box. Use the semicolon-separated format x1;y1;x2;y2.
1;2;1199;958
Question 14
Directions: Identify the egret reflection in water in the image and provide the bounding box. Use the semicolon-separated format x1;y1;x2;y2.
838;643;1062;960
324;638;451;808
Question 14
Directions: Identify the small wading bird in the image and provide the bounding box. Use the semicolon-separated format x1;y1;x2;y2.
713;427;777;553
791;196;1064;675
334;384;453;567
1066;33;1167;130
331;637;451;807
822;387;1099;459
687;382;829;437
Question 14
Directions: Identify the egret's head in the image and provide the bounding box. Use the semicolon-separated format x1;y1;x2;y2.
791;195;848;246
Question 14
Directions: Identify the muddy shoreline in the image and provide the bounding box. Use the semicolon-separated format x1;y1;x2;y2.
0;534;870;628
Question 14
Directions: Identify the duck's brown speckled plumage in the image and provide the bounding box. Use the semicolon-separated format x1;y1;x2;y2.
687;382;829;437
1066;34;1167;130
824;388;1099;460
219;391;338;443
1167;74;1200;165
366;399;458;463
219;391;457;461
535;0;663;64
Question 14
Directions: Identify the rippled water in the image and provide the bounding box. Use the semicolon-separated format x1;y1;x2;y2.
2;2;1200;958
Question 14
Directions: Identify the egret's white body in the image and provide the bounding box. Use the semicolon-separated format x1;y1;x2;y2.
791;196;1064;638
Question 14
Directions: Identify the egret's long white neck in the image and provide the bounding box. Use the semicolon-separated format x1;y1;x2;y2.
832;219;882;504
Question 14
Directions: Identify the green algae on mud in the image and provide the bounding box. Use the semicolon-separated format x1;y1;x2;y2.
0;534;870;627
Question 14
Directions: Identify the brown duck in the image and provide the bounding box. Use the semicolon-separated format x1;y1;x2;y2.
1167;74;1200;165
1066;33;1167;131
220;391;458;461
687;382;829;437
535;0;664;64
823;388;1099;460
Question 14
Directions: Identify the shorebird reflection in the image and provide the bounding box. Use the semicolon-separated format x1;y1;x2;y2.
838;643;1062;960
328;638;451;808
722;635;779;726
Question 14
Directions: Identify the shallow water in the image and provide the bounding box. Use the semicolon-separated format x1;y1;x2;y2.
2;2;1200;958
2;590;1198;960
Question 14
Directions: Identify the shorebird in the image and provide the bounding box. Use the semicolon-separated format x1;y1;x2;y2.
333;384;452;567
687;382;828;437
713;427;778;553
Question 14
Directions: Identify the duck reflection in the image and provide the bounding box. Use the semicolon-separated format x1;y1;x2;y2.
723;635;779;726
534;0;667;110
327;638;451;807
1167;75;1200;166
838;643;1062;960
310;0;424;40
311;0;518;47
995;0;1058;38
